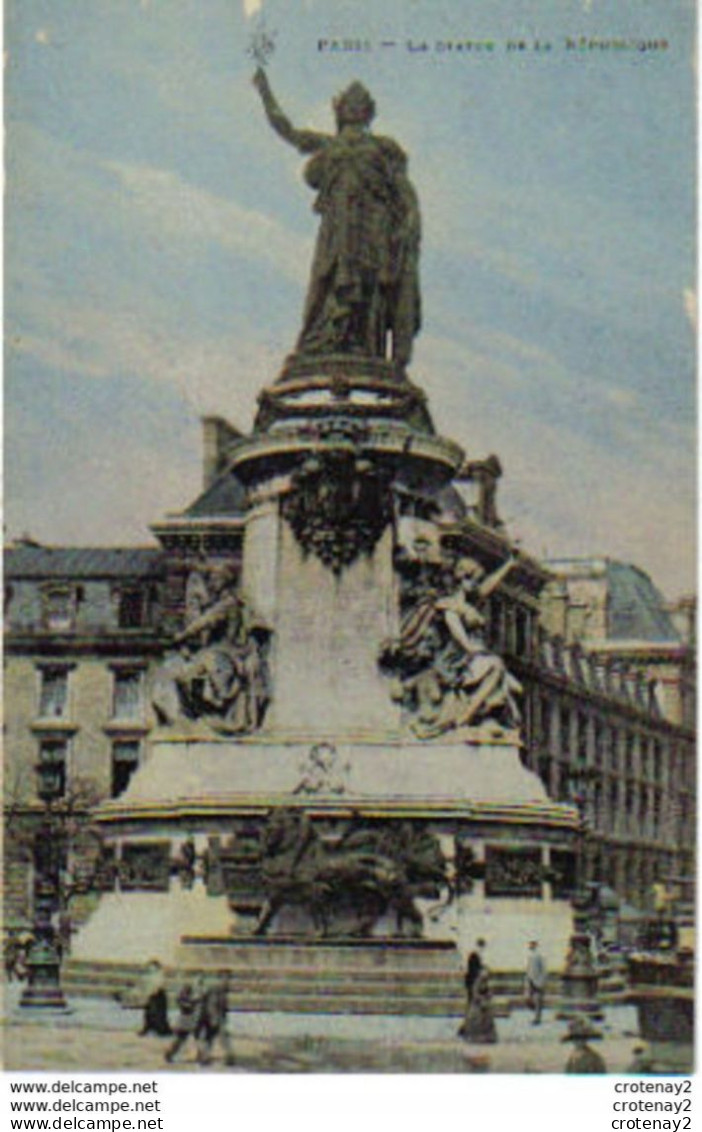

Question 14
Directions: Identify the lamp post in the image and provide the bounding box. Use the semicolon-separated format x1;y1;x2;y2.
557;766;603;1021
20;753;68;1010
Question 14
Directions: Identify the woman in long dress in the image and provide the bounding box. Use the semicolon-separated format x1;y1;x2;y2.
458;969;498;1044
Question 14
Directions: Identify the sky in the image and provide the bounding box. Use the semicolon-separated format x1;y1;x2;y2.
5;0;697;599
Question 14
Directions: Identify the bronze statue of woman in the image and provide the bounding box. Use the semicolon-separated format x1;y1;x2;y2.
253;68;421;367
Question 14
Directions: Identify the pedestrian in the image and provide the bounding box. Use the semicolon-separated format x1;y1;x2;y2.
457;967;497;1044
165;977;205;1063
524;939;547;1025
58;910;73;958
562;1018;607;1073
4;933;20;982
15;934;33;981
139;959;172;1037
197;970;235;1067
627;1042;654;1074
464;939;486;1006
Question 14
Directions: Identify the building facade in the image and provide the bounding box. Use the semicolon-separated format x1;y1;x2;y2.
4;449;695;932
4;544;166;928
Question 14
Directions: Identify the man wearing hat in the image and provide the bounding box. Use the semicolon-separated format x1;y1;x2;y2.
563;1018;607;1074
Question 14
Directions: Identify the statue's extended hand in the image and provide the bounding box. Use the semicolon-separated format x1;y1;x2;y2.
253;66;269;95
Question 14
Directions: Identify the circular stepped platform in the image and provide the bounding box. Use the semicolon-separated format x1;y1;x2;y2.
64;938;463;1016
59;938;551;1017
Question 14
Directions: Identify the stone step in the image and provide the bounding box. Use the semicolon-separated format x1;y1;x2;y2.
60;963;519;1017
62;969;465;995
176;936;465;968
64;960;468;984
62;967;468;1000
61;949;571;1016
63;958;538;993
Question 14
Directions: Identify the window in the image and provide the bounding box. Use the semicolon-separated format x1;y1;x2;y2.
625;733;636;777
609;781;620;833
37;739;68;798
531;693;545;746
515;608;529;656
593;721;604;769
559;708;571;756
42;587;75;632
576;713;589;763
118;587;146;629
639;790;649;832
111;741;140;798
593;782;602;827
38;667;69;719
652;741;663;784
112;670;143;720
609;727;619;772
652;790;662;836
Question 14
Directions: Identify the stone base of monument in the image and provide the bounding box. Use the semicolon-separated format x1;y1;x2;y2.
70;890;574;977
71;736;579;978
93;732;570;813
71;884;233;966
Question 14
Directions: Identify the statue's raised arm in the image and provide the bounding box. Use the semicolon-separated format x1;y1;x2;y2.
253;67;328;155
477;552;519;603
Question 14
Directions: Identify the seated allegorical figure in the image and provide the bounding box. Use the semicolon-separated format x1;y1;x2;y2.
152;563;270;733
380;553;522;739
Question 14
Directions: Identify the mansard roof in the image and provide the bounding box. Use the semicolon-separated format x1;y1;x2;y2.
546;556;680;643
606;561;679;643
5;544;165;580
180;471;248;519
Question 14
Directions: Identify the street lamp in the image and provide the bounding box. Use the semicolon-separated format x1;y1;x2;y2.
557;765;603;1021
20;752;68;1009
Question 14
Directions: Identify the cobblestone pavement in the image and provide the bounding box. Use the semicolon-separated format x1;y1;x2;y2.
3;1022;646;1075
1;987;688;1074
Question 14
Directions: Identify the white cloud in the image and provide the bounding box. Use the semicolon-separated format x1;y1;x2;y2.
104;159;308;286
6;400;202;548
413;329;695;596
11;296;271;419
604;386;637;409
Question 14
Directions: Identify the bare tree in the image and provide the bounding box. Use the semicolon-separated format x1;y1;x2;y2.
4;774;106;921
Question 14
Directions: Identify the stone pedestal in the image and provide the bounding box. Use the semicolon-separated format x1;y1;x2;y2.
20;939;69;1011
556;932;604;1021
261;521;399;739
71;883;232;966
71;349;580;989
72;736;579;973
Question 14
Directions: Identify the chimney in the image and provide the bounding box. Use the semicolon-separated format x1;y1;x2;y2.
201;416;244;489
